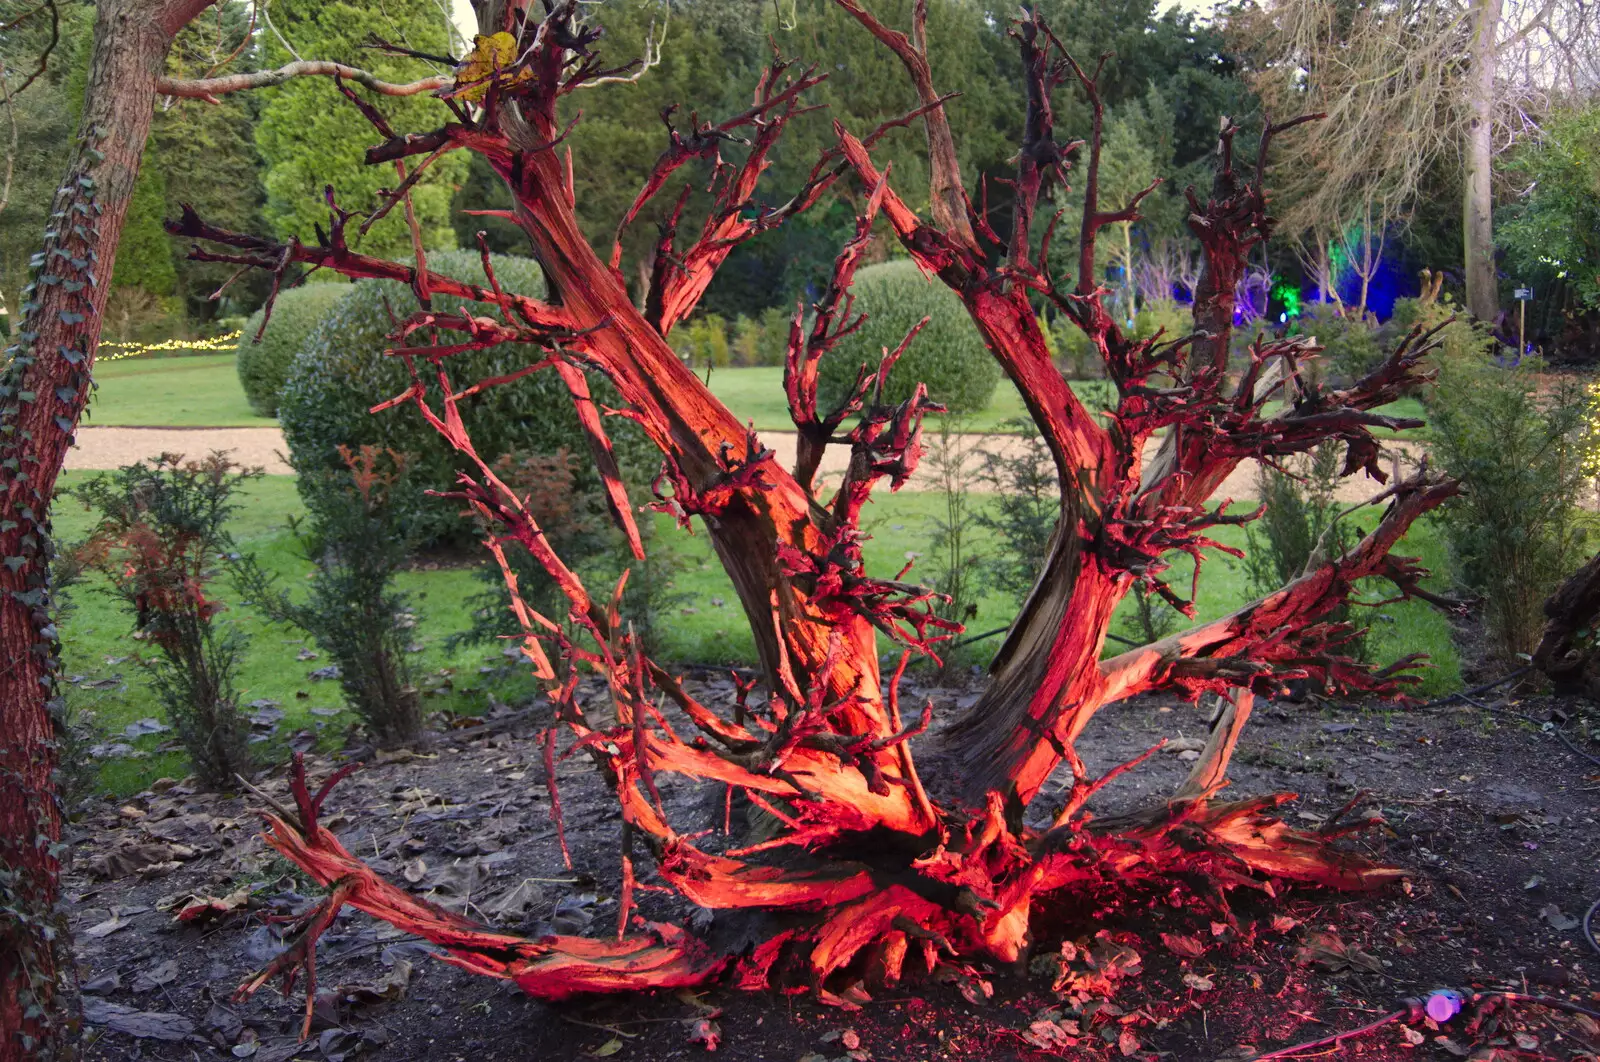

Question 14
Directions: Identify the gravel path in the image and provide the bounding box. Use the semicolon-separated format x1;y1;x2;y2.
67;424;1423;503
68;426;294;475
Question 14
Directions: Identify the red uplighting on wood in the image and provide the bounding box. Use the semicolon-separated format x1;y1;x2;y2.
175;0;1455;1006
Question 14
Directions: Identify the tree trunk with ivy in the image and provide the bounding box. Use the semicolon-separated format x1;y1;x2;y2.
162;0;1454;1016
0;0;214;1056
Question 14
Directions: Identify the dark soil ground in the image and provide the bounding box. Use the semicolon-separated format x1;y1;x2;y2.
64;674;1600;1062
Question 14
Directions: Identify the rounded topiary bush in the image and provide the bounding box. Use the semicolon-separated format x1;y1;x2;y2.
279;250;645;546
817;259;1000;414
236;283;351;416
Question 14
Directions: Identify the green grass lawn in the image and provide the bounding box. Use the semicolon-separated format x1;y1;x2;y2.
704;366;1428;437
55;472;513;794
87;353;272;428
55;468;1459;796
707;367;1067;434
84;353;1430;441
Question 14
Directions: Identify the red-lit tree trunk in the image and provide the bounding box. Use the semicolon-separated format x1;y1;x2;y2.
0;1;216;1056
165;0;1454;1009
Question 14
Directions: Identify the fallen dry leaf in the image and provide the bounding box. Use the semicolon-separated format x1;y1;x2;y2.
1161;932;1206;959
86;842;190;880
1020;1019;1079;1050
686;1017;721;1052
174;887;251;923
482;878;544;925
335;957;413;1005
82;999;195;1041
1539;903;1580;931
131;959;178;992
1294;929;1384;974
84;914;129;938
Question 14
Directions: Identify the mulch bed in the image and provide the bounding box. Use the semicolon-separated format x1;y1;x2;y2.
67;675;1600;1061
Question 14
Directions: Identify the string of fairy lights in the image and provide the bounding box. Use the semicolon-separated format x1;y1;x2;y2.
94;330;243;364
1584;381;1600;481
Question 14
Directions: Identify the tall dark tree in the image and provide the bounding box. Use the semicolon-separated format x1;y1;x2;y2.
0;0;456;1052
0;0;231;1050
154;1;270;322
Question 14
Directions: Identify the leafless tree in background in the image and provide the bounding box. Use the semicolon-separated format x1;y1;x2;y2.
1235;0;1600;322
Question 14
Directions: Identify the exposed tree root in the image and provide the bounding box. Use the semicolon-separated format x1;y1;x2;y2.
247;806;725;1001
241;758;1399;1005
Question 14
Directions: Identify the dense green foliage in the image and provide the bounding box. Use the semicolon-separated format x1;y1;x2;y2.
232;446;424;746
235;283;351;416
278;250;646;544
154;6;273;323
975;418;1058;602
1297;303;1384;384
70;454;259;787
1498;105;1600;314
10;0;1587;351
817;259;1001;413
1385;294;1497;363
108;147;179;299
1244;444;1348;593
1428;355;1594;660
1243;443;1373;666
255;0;466;259
0;0;96;318
0;2;270;333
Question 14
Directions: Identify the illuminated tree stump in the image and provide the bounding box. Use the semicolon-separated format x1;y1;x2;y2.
171;0;1454;1008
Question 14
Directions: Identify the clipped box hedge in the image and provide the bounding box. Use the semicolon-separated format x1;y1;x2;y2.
236;283;352;416
278;250;647;545
817;259;1000;415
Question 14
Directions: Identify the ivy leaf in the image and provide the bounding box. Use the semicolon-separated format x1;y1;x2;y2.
452;33;533;103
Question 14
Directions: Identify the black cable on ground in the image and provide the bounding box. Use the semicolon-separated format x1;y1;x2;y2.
950;626;1146;651
1479;991;1600;1022
1460;692;1600;769
945;625;1013;652
1585;897;1600;958
1243;990;1600;1060
1247;1010;1406;1060
1415;667;1530;710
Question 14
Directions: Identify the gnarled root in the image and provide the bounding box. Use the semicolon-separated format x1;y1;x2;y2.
250;810;726;1000
242;755;1400;1010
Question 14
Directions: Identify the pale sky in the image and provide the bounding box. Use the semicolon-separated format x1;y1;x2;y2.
450;0;477;45
447;0;1223;47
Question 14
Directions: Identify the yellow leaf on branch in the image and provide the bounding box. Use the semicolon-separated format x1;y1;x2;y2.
452;32;532;102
